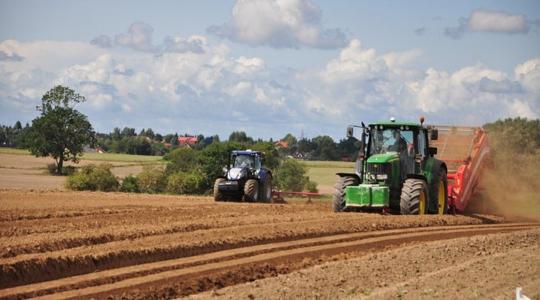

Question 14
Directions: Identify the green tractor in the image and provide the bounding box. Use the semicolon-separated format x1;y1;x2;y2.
334;118;448;215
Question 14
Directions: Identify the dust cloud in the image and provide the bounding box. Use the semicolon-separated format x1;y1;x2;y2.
469;151;540;221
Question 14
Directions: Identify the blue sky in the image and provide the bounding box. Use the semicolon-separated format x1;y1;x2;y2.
1;0;539;139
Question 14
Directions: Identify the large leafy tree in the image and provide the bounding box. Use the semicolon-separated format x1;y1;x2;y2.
27;86;95;174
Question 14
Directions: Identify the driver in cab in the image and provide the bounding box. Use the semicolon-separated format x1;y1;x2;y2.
388;129;408;154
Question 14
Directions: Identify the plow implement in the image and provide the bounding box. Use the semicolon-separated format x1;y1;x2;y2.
430;126;490;213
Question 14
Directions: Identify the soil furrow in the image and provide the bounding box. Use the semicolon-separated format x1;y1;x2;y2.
15;224;536;300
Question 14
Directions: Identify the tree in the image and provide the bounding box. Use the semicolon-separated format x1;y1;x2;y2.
38;85;85;113
164;147;199;174
228;131;253;144
111;127;122;140
121;127;136;137
199;141;242;187
26;86;95;174
251;141;280;170
274;159;311;191
337;137;359;161
312;135;338;160
282;133;297;147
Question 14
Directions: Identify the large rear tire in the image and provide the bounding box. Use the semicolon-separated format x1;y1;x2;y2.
433;168;448;214
333;176;359;212
400;178;428;215
243;179;259;202
214;178;226;202
261;176;273;202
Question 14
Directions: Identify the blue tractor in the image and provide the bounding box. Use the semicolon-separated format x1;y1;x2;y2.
214;150;273;202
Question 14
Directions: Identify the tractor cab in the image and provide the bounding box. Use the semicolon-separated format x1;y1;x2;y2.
231;150;262;171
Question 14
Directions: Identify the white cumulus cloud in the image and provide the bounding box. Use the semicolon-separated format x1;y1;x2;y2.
1;33;539;138
469;10;528;33
445;10;535;39
208;0;347;49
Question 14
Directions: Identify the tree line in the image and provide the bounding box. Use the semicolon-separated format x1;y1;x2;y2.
3;118;360;163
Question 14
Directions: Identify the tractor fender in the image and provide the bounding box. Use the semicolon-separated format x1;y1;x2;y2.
406;173;427;182
432;157;447;180
428;159;447;183
336;173;361;181
257;168;272;182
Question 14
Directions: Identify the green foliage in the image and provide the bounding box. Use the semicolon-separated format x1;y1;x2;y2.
306;180;319;193
199;141;242;185
137;165;166;193
47;163;76;176
484;117;540;155
164;147;199;174
66;163;119;191
166;170;205;194
26;106;95;174
275;159;312;192
312;135;339;161
26;86;95;174
251;141;280;170
482;117;540;192
0;121;31;148
228;131;253;144
150;142;168;156
477;118;540;218
281;133;298;147
120;175;140;193
38;85;85;113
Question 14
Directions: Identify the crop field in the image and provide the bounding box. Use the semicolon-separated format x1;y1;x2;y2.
0;189;538;299
303;160;354;194
0;149;163;190
0;148;349;194
0;151;538;299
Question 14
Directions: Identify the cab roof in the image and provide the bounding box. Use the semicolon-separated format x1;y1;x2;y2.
370;120;420;127
231;150;262;156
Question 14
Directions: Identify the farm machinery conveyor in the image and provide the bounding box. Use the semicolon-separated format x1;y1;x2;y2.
334;118;490;215
430;126;490;213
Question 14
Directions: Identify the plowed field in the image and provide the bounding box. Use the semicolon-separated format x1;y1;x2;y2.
0;190;537;300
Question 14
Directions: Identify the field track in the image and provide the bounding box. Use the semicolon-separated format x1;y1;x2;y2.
1;222;537;299
0;190;538;299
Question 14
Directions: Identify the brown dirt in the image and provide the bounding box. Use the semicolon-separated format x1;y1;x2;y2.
190;228;540;300
2;223;535;299
0;190;513;295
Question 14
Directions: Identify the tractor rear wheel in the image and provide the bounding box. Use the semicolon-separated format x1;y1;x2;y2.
213;178;226;202
434;169;448;214
400;178;428;215
261;176;273;202
333;176;359;212
243;179;259;202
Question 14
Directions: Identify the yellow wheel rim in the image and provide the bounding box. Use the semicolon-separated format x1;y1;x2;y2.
419;189;426;215
438;181;445;214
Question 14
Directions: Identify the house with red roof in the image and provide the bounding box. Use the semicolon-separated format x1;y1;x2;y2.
178;136;198;146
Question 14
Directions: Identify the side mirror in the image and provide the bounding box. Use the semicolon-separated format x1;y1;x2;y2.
430;129;438;140
428;147;438;156
346;126;354;138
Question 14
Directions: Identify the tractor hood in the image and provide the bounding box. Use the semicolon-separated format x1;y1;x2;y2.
366;153;399;164
227;167;248;180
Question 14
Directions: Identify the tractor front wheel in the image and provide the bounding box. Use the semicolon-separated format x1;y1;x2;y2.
333;176;359;212
213;178;226;202
243;179;259;202
400;178;428;215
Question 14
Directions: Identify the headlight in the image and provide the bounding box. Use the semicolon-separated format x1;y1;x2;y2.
376;174;388;180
